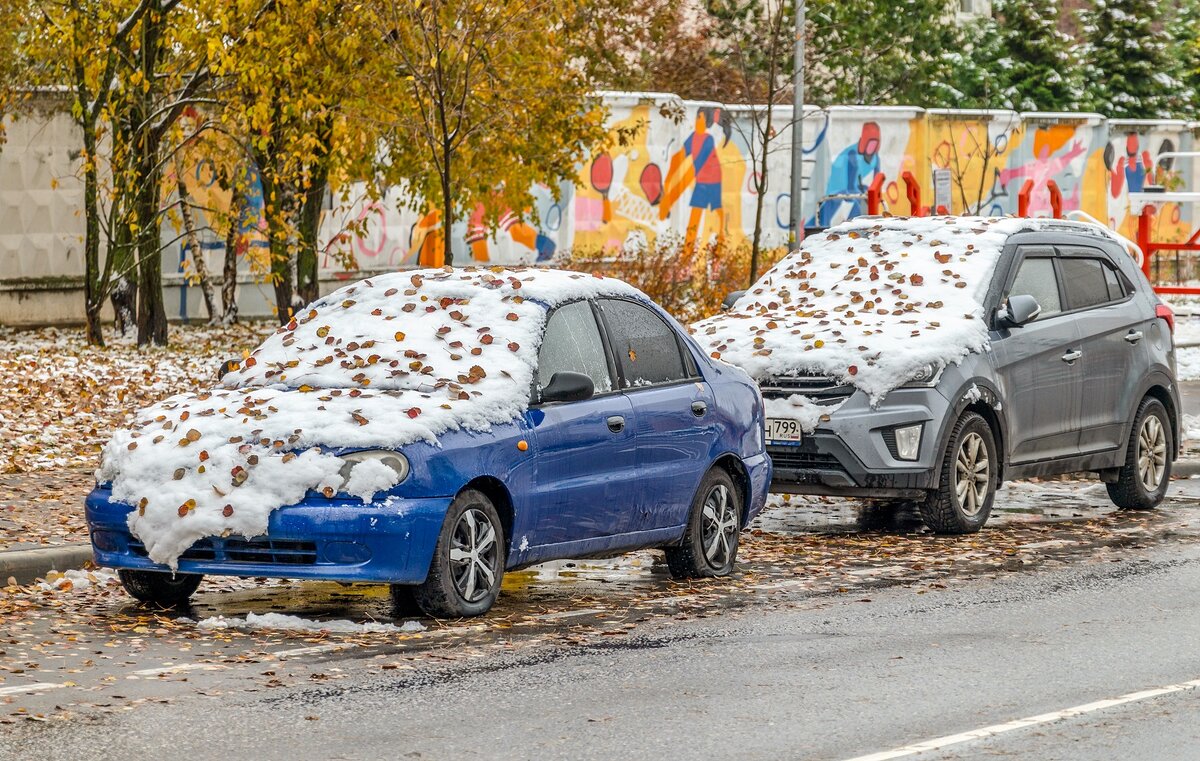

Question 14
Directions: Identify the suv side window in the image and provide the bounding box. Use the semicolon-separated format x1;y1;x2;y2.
1060;256;1126;311
1008;254;1062;319
598;298;690;388
536;300;614;397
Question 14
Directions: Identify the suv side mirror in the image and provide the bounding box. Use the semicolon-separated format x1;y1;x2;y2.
998;294;1041;328
722;290;747;311
539;371;594;404
216;358;239;380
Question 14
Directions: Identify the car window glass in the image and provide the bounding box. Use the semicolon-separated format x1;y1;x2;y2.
1008;256;1061;318
1103;262;1127;301
599;299;688;387
536;301;613;395
1060;257;1112;311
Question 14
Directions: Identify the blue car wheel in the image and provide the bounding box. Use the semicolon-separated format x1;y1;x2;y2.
118;569;203;607
665;468;742;579
410;489;506;618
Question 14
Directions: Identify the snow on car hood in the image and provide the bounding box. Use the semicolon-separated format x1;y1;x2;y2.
693;216;1027;407
98;266;641;568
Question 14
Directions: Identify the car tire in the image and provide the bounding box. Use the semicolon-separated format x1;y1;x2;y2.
413;489;505;618
919;412;997;534
1107;397;1172;510
118;569;202;606
388;584;424;618
665;468;742;579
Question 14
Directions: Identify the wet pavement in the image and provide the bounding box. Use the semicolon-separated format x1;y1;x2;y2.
2;476;1200;726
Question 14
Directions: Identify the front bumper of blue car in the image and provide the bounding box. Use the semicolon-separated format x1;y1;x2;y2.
85;486;453;584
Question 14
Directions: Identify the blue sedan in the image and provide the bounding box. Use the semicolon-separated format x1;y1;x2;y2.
86;268;770;617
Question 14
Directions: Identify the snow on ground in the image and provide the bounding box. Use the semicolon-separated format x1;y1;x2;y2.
100;267;643;568
1177;346;1200;381
37;567;120;593
694;216;1027;403
194;611;425;634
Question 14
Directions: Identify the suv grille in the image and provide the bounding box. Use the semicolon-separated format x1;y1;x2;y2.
128;536;318;565
760;373;854;403
766;446;844;471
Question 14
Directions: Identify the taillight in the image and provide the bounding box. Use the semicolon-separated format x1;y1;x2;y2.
1156;303;1175;335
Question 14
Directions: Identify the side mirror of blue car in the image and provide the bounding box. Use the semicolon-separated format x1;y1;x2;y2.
539;371;595;404
216;358;239;380
721;290;747;311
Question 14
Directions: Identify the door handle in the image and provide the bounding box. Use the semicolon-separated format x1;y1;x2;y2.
691;400;708;417
1062;349;1082;363
606;415;625;433
1124;330;1144;344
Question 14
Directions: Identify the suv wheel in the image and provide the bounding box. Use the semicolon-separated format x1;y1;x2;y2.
919;412;997;534
1107;397;1172;510
665;468;742;579
413;489;505;618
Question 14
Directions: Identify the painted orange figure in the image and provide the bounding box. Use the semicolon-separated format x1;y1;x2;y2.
660;108;731;254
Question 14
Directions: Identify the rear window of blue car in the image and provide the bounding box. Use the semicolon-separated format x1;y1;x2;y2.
599;298;690;387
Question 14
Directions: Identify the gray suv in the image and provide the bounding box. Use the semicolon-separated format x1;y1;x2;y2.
727;220;1180;534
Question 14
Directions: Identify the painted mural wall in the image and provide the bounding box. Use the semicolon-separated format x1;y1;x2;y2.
3;91;1200;324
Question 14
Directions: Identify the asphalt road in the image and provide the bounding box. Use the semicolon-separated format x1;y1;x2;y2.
5;509;1200;760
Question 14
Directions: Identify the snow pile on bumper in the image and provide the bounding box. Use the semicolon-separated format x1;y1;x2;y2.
694;216;1026;402
99;266;641;568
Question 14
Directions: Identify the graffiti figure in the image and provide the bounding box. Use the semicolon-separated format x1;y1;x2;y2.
660;107;732;252
465;204;557;263
998;132;1087;214
1108;133;1154;198
811;122;881;227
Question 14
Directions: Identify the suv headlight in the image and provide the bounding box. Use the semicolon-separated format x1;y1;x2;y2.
901;363;944;388
336;450;410;486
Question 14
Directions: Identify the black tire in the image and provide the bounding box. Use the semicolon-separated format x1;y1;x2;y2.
1107;397;1172;510
665;468;742;579
919;412;997;534
389;584;424;618
118;569;202;606
413;489;505;618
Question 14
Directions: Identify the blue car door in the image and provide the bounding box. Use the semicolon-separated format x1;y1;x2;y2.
524;300;637;550
596;297;715;532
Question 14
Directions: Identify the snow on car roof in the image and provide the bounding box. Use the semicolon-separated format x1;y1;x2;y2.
100;266;642;568
693;216;1028;403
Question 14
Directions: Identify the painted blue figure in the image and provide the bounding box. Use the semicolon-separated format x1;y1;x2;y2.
810;122;881;228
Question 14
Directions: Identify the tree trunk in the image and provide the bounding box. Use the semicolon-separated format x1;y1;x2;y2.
176;159;217;322
134;10;167;347
221;185;242;325
749;103;775;287
82;128;104;347
440;143;454;266
297;115;332;305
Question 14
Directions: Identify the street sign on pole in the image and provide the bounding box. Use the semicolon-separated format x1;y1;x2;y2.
788;0;805;251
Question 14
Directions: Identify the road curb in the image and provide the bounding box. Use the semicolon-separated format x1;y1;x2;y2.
0;544;94;586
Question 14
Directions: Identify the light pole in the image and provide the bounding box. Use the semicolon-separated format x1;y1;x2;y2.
788;0;805;251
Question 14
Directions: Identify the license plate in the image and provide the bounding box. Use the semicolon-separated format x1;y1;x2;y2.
766;418;803;443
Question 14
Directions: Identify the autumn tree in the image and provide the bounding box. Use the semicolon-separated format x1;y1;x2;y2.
360;0;610;266
208;0;375;322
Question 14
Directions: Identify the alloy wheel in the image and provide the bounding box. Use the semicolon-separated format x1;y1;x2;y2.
700;484;738;568
1137;415;1167;491
954;431;990;517
448;508;498;603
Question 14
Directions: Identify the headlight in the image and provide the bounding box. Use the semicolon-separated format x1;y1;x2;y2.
901;363;943;387
336;450;410;485
892;424;923;461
